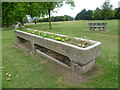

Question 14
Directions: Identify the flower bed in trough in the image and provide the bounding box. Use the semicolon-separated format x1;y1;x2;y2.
14;22;101;73
19;28;94;48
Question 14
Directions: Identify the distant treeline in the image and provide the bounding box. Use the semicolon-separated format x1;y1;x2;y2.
75;8;120;20
36;15;74;22
75;0;120;20
36;7;120;22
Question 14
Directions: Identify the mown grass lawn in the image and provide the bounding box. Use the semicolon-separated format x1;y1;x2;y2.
2;20;118;88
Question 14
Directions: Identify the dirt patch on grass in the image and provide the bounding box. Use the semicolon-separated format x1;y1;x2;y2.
14;43;103;86
13;41;32;52
47;60;103;86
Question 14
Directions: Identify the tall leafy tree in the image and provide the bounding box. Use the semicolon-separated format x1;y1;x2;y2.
41;2;74;29
14;2;27;25
25;2;74;29
43;2;59;29
26;2;63;29
101;0;114;19
2;2;27;26
2;2;15;27
114;8;120;19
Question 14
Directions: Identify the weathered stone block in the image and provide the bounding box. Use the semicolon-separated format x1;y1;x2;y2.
71;60;96;73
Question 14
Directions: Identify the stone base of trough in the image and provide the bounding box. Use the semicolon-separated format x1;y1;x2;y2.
71;60;95;73
36;48;96;73
16;41;96;74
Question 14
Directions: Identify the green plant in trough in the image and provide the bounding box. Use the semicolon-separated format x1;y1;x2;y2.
18;28;94;48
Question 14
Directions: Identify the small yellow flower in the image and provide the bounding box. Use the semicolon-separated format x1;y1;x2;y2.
55;37;61;40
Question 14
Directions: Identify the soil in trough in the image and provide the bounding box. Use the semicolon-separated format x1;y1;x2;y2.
35;44;71;67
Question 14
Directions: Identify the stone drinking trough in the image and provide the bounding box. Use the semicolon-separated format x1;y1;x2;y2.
14;23;101;73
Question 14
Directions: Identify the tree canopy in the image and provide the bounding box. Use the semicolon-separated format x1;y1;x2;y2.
92;8;103;20
2;1;75;28
75;9;92;20
101;0;114;19
114;8;120;19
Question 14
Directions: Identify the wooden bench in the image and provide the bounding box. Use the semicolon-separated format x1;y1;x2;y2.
88;22;107;31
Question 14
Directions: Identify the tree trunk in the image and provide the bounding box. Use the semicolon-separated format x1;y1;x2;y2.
20;17;24;25
6;21;9;27
5;19;9;27
48;2;52;29
48;8;52;29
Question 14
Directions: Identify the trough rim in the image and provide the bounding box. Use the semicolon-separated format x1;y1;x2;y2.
15;29;101;51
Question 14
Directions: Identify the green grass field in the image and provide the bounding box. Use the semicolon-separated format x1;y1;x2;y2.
2;20;118;88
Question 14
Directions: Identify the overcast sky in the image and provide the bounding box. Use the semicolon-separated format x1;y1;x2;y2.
52;0;120;18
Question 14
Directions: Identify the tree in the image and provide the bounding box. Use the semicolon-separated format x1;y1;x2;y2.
92;7;103;20
2;2;27;26
0;2;1;27
114;8;120;19
14;2;28;25
43;2;56;29
2;1;75;28
75;9;93;20
64;15;74;21
26;2;47;22
2;2;15;27
40;2;75;29
101;0;114;19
